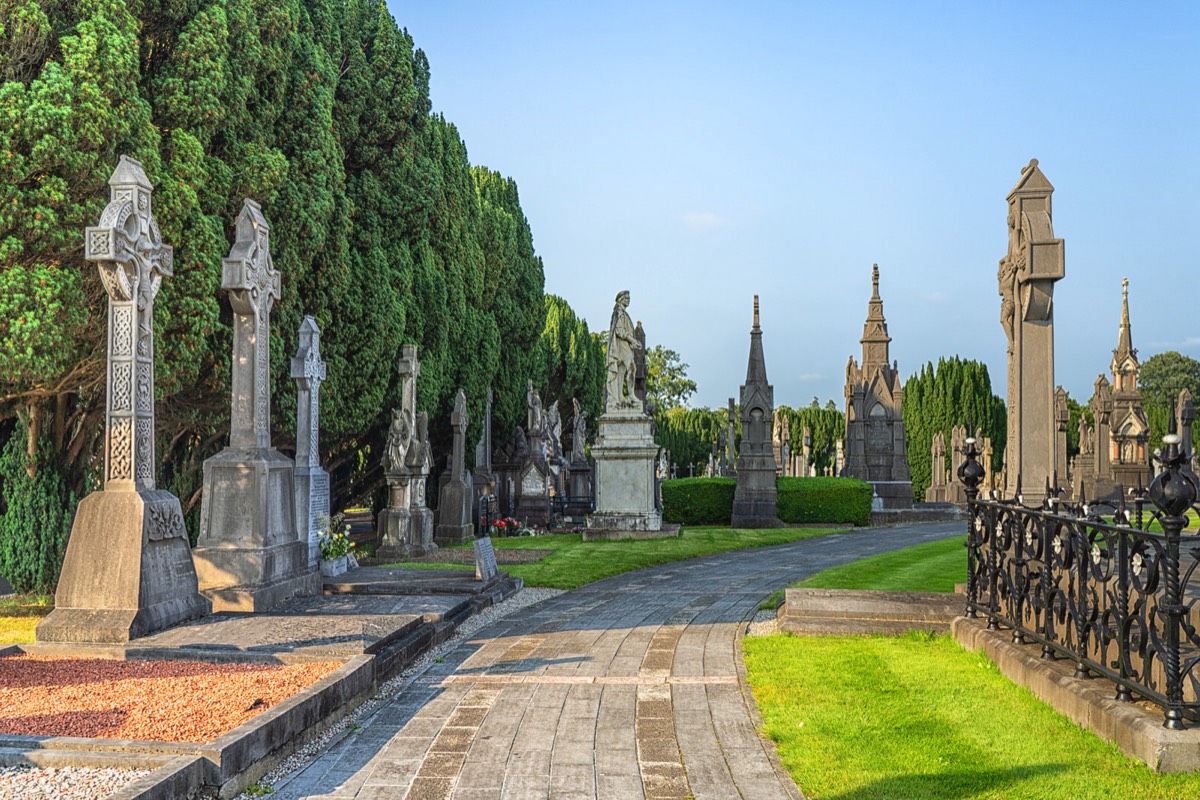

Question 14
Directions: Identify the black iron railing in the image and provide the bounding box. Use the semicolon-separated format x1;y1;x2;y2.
958;423;1200;729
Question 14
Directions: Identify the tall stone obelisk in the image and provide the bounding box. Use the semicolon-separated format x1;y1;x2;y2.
998;159;1065;503
38;156;210;644
731;296;778;528
291;317;329;569
194;200;318;610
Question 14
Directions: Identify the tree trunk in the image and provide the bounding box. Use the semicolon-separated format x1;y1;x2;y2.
24;402;41;478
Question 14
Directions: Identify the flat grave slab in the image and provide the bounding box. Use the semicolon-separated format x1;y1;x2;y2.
325;565;509;596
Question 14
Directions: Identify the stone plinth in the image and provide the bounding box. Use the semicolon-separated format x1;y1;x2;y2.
589;410;661;532
38;490;210;643
376;475;435;560
193;449;319;611
435;390;474;546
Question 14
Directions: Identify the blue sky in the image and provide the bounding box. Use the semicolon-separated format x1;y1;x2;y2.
389;1;1199;409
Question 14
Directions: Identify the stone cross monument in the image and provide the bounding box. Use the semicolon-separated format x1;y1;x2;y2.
377;345;437;558
589;290;662;532
291;316;328;569
732;296;778;528
194;200;317;611
38;156;210;643
435;389;475;545
999;159;1065;502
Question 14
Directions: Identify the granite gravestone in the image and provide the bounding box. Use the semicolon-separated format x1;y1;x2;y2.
291;316;328;569
38;157;210;644
435;389;474;545
194;200;317;611
731;296;778;528
376;346;437;558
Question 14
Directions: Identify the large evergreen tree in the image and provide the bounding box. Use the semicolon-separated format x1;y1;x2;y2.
902;357;1005;501
0;2;597;573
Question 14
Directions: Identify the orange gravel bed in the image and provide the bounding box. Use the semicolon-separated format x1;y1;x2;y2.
0;655;343;743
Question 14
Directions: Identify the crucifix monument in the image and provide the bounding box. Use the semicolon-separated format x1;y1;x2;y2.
998;159;1065;503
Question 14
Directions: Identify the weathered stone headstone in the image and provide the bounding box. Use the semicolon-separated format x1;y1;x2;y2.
472;387;497;533
194;200;317;611
999;159;1065;502
1054;385;1070;493
435;389;474;545
589;290;662;531
842;265;912;508
39;156;210;643
566;397;594;517
925;431;947;502
473;536;498;582
291;316;328;569
732;296;778;528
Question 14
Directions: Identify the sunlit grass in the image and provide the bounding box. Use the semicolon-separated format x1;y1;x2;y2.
744;632;1200;800
384;526;846;589
794;536;967;593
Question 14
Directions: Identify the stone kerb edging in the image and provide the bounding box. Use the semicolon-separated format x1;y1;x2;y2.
952;616;1200;772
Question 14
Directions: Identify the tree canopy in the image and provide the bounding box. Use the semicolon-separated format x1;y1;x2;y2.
644;345;696;410
0;1;597;543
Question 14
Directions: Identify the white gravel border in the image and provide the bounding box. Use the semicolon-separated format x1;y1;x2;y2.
0;766;151;800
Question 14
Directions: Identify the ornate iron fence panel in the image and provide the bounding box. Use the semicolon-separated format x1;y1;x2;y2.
965;498;1200;726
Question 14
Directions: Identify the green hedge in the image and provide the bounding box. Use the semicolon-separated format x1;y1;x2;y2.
661;476;872;527
776;477;872;526
662;478;736;525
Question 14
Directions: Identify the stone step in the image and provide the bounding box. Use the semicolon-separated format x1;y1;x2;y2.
778;588;963;635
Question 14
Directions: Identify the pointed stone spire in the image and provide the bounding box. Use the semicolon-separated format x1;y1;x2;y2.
860;263;891;361
1113;277;1137;370
745;294;769;384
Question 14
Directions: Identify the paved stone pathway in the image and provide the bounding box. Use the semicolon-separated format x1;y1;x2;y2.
272;522;963;800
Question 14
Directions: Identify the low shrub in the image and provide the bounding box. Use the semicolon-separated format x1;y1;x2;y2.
776;476;872;526
661;478;735;525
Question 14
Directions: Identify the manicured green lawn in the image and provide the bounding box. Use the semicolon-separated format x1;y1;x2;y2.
0;594;52;644
795;535;967;593
384;526;846;590
744;631;1200;799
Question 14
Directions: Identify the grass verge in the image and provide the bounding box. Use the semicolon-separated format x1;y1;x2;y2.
744;632;1200;799
795;535;967;593
384;526;846;590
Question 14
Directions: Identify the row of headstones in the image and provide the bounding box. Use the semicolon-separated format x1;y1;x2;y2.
38;157;471;644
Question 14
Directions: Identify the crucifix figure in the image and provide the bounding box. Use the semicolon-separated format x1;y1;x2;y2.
85;156;175;491
222;199;281;450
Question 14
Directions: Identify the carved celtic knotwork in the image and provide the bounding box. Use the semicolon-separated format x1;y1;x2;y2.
136;370;152;412
135;418;152;481
112;363;133;410
109;417;133;480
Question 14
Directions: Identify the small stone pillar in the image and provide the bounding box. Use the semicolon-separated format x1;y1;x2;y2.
291;317;329;569
194;200;318;611
38;156;210;644
435;390;474;545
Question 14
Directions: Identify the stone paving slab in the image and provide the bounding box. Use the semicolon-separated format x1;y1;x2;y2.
327;567;509;596
267;521;966;799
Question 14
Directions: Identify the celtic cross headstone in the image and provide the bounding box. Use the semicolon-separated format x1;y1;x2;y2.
38;156;210;644
194;200;317;610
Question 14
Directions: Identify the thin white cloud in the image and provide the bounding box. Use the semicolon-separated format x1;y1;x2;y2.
683;211;726;231
1147;337;1200;350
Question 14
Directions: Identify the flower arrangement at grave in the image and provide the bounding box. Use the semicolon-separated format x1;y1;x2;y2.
317;513;355;560
490;517;522;537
